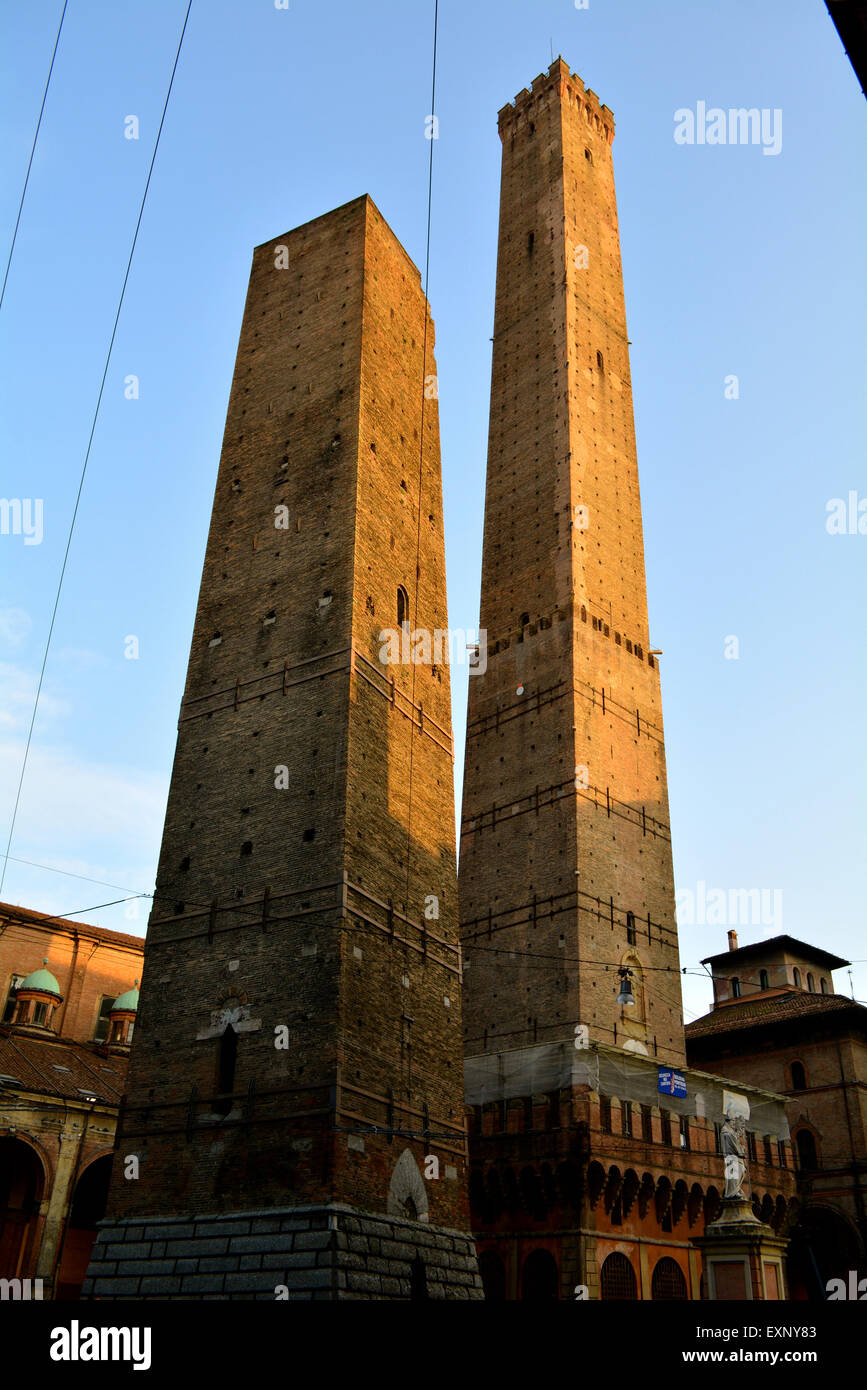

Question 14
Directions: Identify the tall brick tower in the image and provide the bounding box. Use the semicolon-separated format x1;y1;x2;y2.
460;60;685;1074
86;196;481;1300
460;64;797;1305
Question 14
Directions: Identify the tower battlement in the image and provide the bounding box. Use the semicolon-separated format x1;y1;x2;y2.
498;57;615;143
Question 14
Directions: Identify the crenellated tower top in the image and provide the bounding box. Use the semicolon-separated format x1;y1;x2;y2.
498;56;615;144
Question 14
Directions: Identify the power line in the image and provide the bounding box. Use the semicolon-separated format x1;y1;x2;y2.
0;0;68;314
0;1;194;899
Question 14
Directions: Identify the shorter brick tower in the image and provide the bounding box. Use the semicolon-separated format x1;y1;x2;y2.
85;196;481;1300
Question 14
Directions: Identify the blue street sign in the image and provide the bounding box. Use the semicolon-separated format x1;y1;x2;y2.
658;1067;687;1098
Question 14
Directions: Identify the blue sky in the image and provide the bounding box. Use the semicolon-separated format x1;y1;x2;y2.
0;0;864;1026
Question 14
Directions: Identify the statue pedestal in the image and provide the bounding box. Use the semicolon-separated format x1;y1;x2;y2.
693;1198;789;1300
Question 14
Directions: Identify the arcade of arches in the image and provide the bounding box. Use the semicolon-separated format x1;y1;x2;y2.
0;1134;113;1299
469;1157;852;1299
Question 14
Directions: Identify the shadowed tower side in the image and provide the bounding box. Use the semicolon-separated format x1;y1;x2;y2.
85;195;481;1300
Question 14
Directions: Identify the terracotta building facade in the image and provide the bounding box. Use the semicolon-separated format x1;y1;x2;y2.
687;932;867;1300
0;903;142;1298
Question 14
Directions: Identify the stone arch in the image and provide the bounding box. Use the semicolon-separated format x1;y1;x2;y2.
387;1148;429;1223
788;1203;864;1300
651;1255;688;1300
600;1251;638;1300
521;1248;559;1301
55;1152;114;1299
0;1135;46;1280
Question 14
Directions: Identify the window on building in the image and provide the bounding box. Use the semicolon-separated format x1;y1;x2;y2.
2;975;24;1023
793;967;802;988
622;1101;633;1138
820;977;828;994
790;1061;807;1090
714;1123;722;1155
651;1257;688;1301
600;1252;637;1301
596;350;604;372
763;1136;773;1165
600;1095;612;1133
214;1024;238;1117
679;1116;690;1150
777;1140;788;1168
807;972;815;992
397;585;410;633
660;1110;672;1146
641;1104;653;1142
795;1129;818;1171
731;977;741;998
93;996;115;1042
32;1001;48;1026
759;969;769;990
626;911;636;946
746;1132;757;1163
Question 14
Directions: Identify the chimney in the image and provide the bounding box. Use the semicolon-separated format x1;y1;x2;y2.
727;930;738;952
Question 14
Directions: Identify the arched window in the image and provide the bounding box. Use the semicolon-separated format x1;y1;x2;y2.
600;1252;637;1300
807;972;815;992
651;1257;688;1301
626;911;636;946
793;968;802;988
731;977;741;998
521;1249;559;1301
397;585;410;633
759;969;769;991
214;1024;238;1117
596;349;605;372
478;1251;507;1301
820;977;828;994
790;1061;807;1091
795;1129;818;1171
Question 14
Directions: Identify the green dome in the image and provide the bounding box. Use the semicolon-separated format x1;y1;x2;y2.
20;960;61;997
112;982;139;1013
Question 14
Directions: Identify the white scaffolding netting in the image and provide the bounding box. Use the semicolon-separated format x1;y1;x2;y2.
464;1039;790;1140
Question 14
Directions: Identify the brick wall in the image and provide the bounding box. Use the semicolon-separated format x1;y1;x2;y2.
0;905;143;1043
101;196;471;1236
460;60;684;1068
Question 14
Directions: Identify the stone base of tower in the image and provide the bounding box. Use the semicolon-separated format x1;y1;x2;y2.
82;1204;483;1300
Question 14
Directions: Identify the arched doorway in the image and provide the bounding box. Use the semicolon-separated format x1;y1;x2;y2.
521;1248;559;1300
54;1154;112;1300
787;1205;863;1301
651;1256;688;1300
478;1250;507;1301
0;1137;45;1279
600;1251;638;1300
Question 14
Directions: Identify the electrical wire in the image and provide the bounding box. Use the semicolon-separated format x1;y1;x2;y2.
0;0;194;899
0;0;68;314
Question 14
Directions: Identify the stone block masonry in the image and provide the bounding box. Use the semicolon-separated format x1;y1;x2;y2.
83;1207;482;1300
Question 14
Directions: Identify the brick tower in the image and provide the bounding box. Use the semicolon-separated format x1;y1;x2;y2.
459;63;727;1301
85;196;481;1300
460;60;685;1066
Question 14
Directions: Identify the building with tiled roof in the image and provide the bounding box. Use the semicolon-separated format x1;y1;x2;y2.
686;930;867;1300
0;901;144;1298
